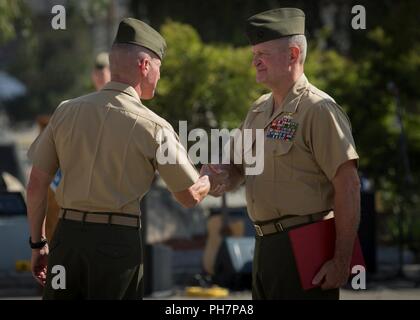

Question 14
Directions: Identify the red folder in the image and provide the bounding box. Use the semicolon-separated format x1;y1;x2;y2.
288;217;365;290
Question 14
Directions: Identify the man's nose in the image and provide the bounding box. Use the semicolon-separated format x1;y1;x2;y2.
252;57;261;68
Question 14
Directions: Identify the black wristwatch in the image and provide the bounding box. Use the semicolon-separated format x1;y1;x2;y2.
29;237;48;249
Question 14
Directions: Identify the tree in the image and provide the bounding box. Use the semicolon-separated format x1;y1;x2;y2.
149;21;264;131
0;0;31;45
4;2;94;122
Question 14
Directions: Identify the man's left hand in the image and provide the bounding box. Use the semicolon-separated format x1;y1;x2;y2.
312;258;350;290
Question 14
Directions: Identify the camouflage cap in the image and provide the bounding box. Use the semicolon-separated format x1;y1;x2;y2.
246;8;305;45
94;52;109;69
113;17;167;60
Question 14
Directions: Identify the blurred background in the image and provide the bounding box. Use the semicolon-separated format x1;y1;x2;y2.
0;0;419;299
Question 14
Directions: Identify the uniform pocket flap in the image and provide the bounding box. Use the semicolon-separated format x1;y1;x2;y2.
275;141;293;156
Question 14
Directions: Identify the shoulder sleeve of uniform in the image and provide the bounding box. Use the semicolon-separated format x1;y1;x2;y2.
153;122;199;193
27;102;68;176
308;101;359;180
132;107;174;159
250;93;271;111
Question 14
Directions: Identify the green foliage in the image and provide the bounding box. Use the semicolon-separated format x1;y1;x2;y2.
5;2;94;121
79;0;111;23
0;0;31;44
306;45;396;176
150;21;264;130
308;25;420;221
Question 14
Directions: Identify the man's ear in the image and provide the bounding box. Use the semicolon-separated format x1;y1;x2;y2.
139;57;150;76
289;46;300;64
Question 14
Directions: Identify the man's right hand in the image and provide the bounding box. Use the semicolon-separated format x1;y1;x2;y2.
173;175;211;208
31;245;49;287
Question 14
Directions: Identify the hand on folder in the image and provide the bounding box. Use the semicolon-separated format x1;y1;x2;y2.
311;258;350;290
289;217;365;291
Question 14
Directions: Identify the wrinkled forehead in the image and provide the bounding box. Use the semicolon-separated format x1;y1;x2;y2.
251;38;287;54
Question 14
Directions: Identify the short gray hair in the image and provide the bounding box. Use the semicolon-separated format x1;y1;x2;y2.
288;35;307;64
109;43;158;78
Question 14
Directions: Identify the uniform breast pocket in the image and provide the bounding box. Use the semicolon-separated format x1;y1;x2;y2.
273;140;293;181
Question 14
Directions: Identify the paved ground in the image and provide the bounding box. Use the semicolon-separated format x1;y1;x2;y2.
2;289;419;300
149;278;420;300
2;279;420;300
2;261;420;300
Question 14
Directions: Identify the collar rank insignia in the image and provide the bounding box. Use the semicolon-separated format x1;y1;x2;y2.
266;115;298;141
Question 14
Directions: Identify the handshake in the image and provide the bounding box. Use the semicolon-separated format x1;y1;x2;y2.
188;164;242;204
200;164;231;197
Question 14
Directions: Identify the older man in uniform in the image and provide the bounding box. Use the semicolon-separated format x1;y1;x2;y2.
203;8;360;299
26;18;211;299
